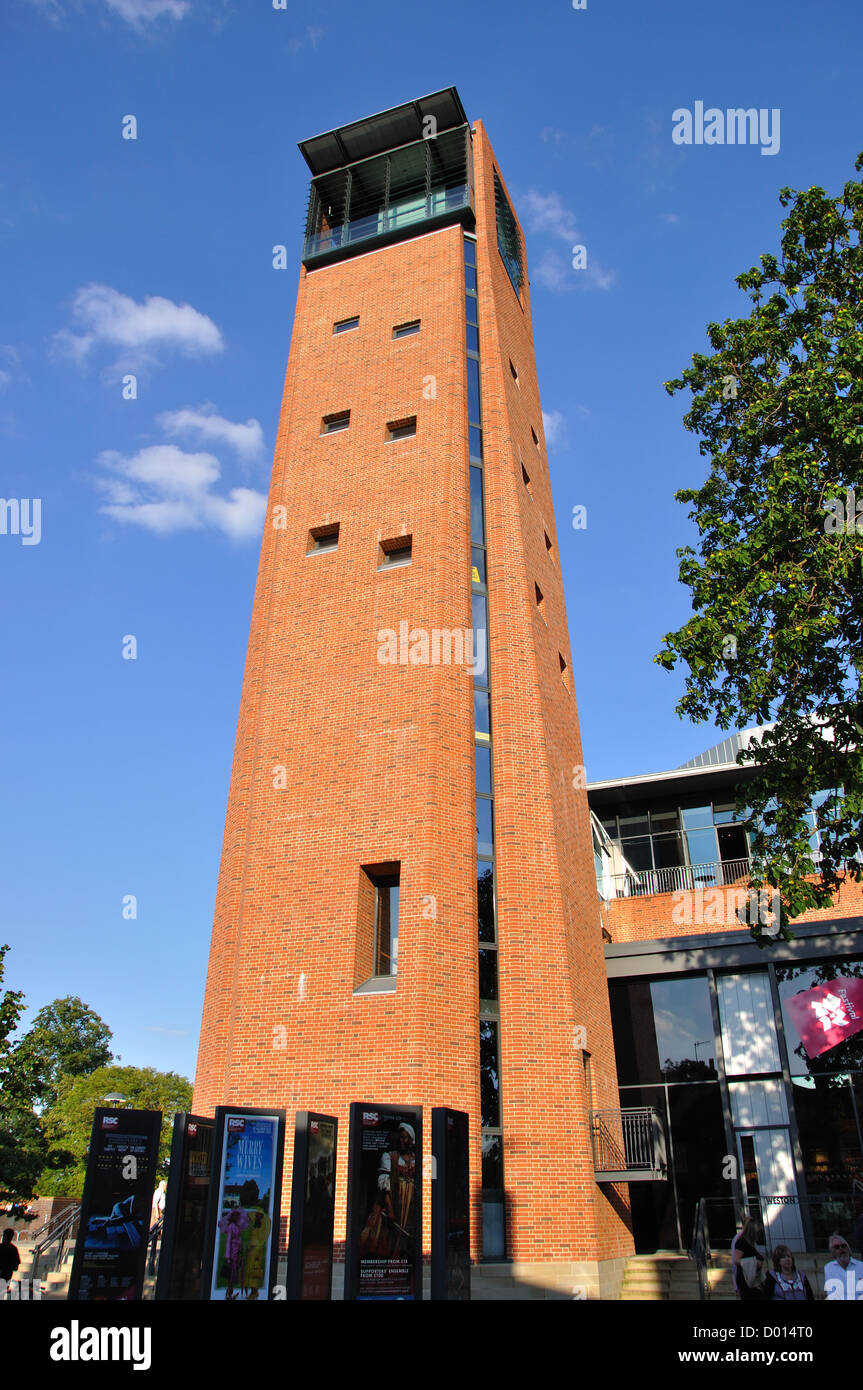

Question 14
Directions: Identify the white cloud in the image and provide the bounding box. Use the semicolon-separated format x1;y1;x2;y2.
104;0;189;22
55;284;223;371
520;189;615;293
542;410;566;449
0;371;10;393
157;406;265;462
540;127;567;144
95;444;267;539
533;248;615;294
520;189;580;245
27;0;189;25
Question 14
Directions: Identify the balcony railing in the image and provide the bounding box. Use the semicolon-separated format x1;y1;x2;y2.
607;857;751;899
590;1107;667;1182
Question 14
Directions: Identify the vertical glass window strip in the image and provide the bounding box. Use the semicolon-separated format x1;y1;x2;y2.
466;234;505;1220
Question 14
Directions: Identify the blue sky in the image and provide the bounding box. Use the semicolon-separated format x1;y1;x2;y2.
2;0;861;1081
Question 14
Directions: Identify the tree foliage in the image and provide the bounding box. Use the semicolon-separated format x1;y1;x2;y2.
39;1065;193;1198
657;153;863;934
11;995;114;1110
0;945;45;1203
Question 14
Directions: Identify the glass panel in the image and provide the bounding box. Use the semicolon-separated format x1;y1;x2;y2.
619;814;650;837
712;803;739;825
469;426;483;462
717;824;748;863
463;237;476;267
479;948;498;1000
620;838;653;872
375;882;399;976
466;323;479;354
682;805;713;830
685;827;718;873
474;689;490;737
465;264;477;293
777;960;863;1077
650;809;680;833
471;545;486;586
465;293;478;327
481;1134;503;1189
467;356;481;424
650;976;718;1081
652;833;686;870
478;864;495;943
609;980;663;1087
480;1020;501;1127
472;593;488;685
470;467;485;544
477;797;494;857
791;1072;863;1203
475;744;492;796
717;972;781;1074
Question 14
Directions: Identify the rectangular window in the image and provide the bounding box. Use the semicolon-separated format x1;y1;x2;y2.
472;592;488;685
470;467;485;544
333;317;359;333
306;523;339;554
322;411;350;434
359;864;400;979
494;170;525;298
509;359;519;384
393;320;421;338
475;744;492;796
480;1020;502;1127
478;863;495;943
374;877;399;976
467;358;481;425
477;798;494;857
471;545;487;586
378;535;412;569
387;417;417;441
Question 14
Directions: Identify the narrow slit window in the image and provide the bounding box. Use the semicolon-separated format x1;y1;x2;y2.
535;582;546;623
544;530;553;559
531;426;539;448
378;535;412;569
387;417;417;441
322;411;350;434
333;317;359;334
521;461;531;491
509;359;519;385
307;523;340;554
560;653;571;691
393;320;421;339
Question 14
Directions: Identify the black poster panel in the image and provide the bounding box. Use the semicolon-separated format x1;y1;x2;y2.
431;1107;470;1301
344;1103;422;1301
286;1112;338;1300
68;1107;162;1302
200;1107;286;1302
155;1113;214;1300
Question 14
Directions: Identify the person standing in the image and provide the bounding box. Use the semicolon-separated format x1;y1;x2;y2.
823;1233;863;1300
0;1230;21;1292
764;1245;814;1301
732;1214;765;1300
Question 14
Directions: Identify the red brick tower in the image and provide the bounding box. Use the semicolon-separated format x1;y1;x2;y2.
194;89;633;1294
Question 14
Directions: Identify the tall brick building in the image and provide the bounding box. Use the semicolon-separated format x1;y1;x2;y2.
194;88;634;1295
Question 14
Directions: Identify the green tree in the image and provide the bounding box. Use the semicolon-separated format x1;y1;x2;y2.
39;1065;193;1198
11;996;113;1110
657;154;863;935
0;945;46;1203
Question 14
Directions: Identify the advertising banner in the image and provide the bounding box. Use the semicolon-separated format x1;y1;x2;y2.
431;1107;470;1300
786;977;863;1057
345;1103;422;1301
68;1107;162;1302
286;1112;338;1300
155;1113;214;1300
202;1107;285;1301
